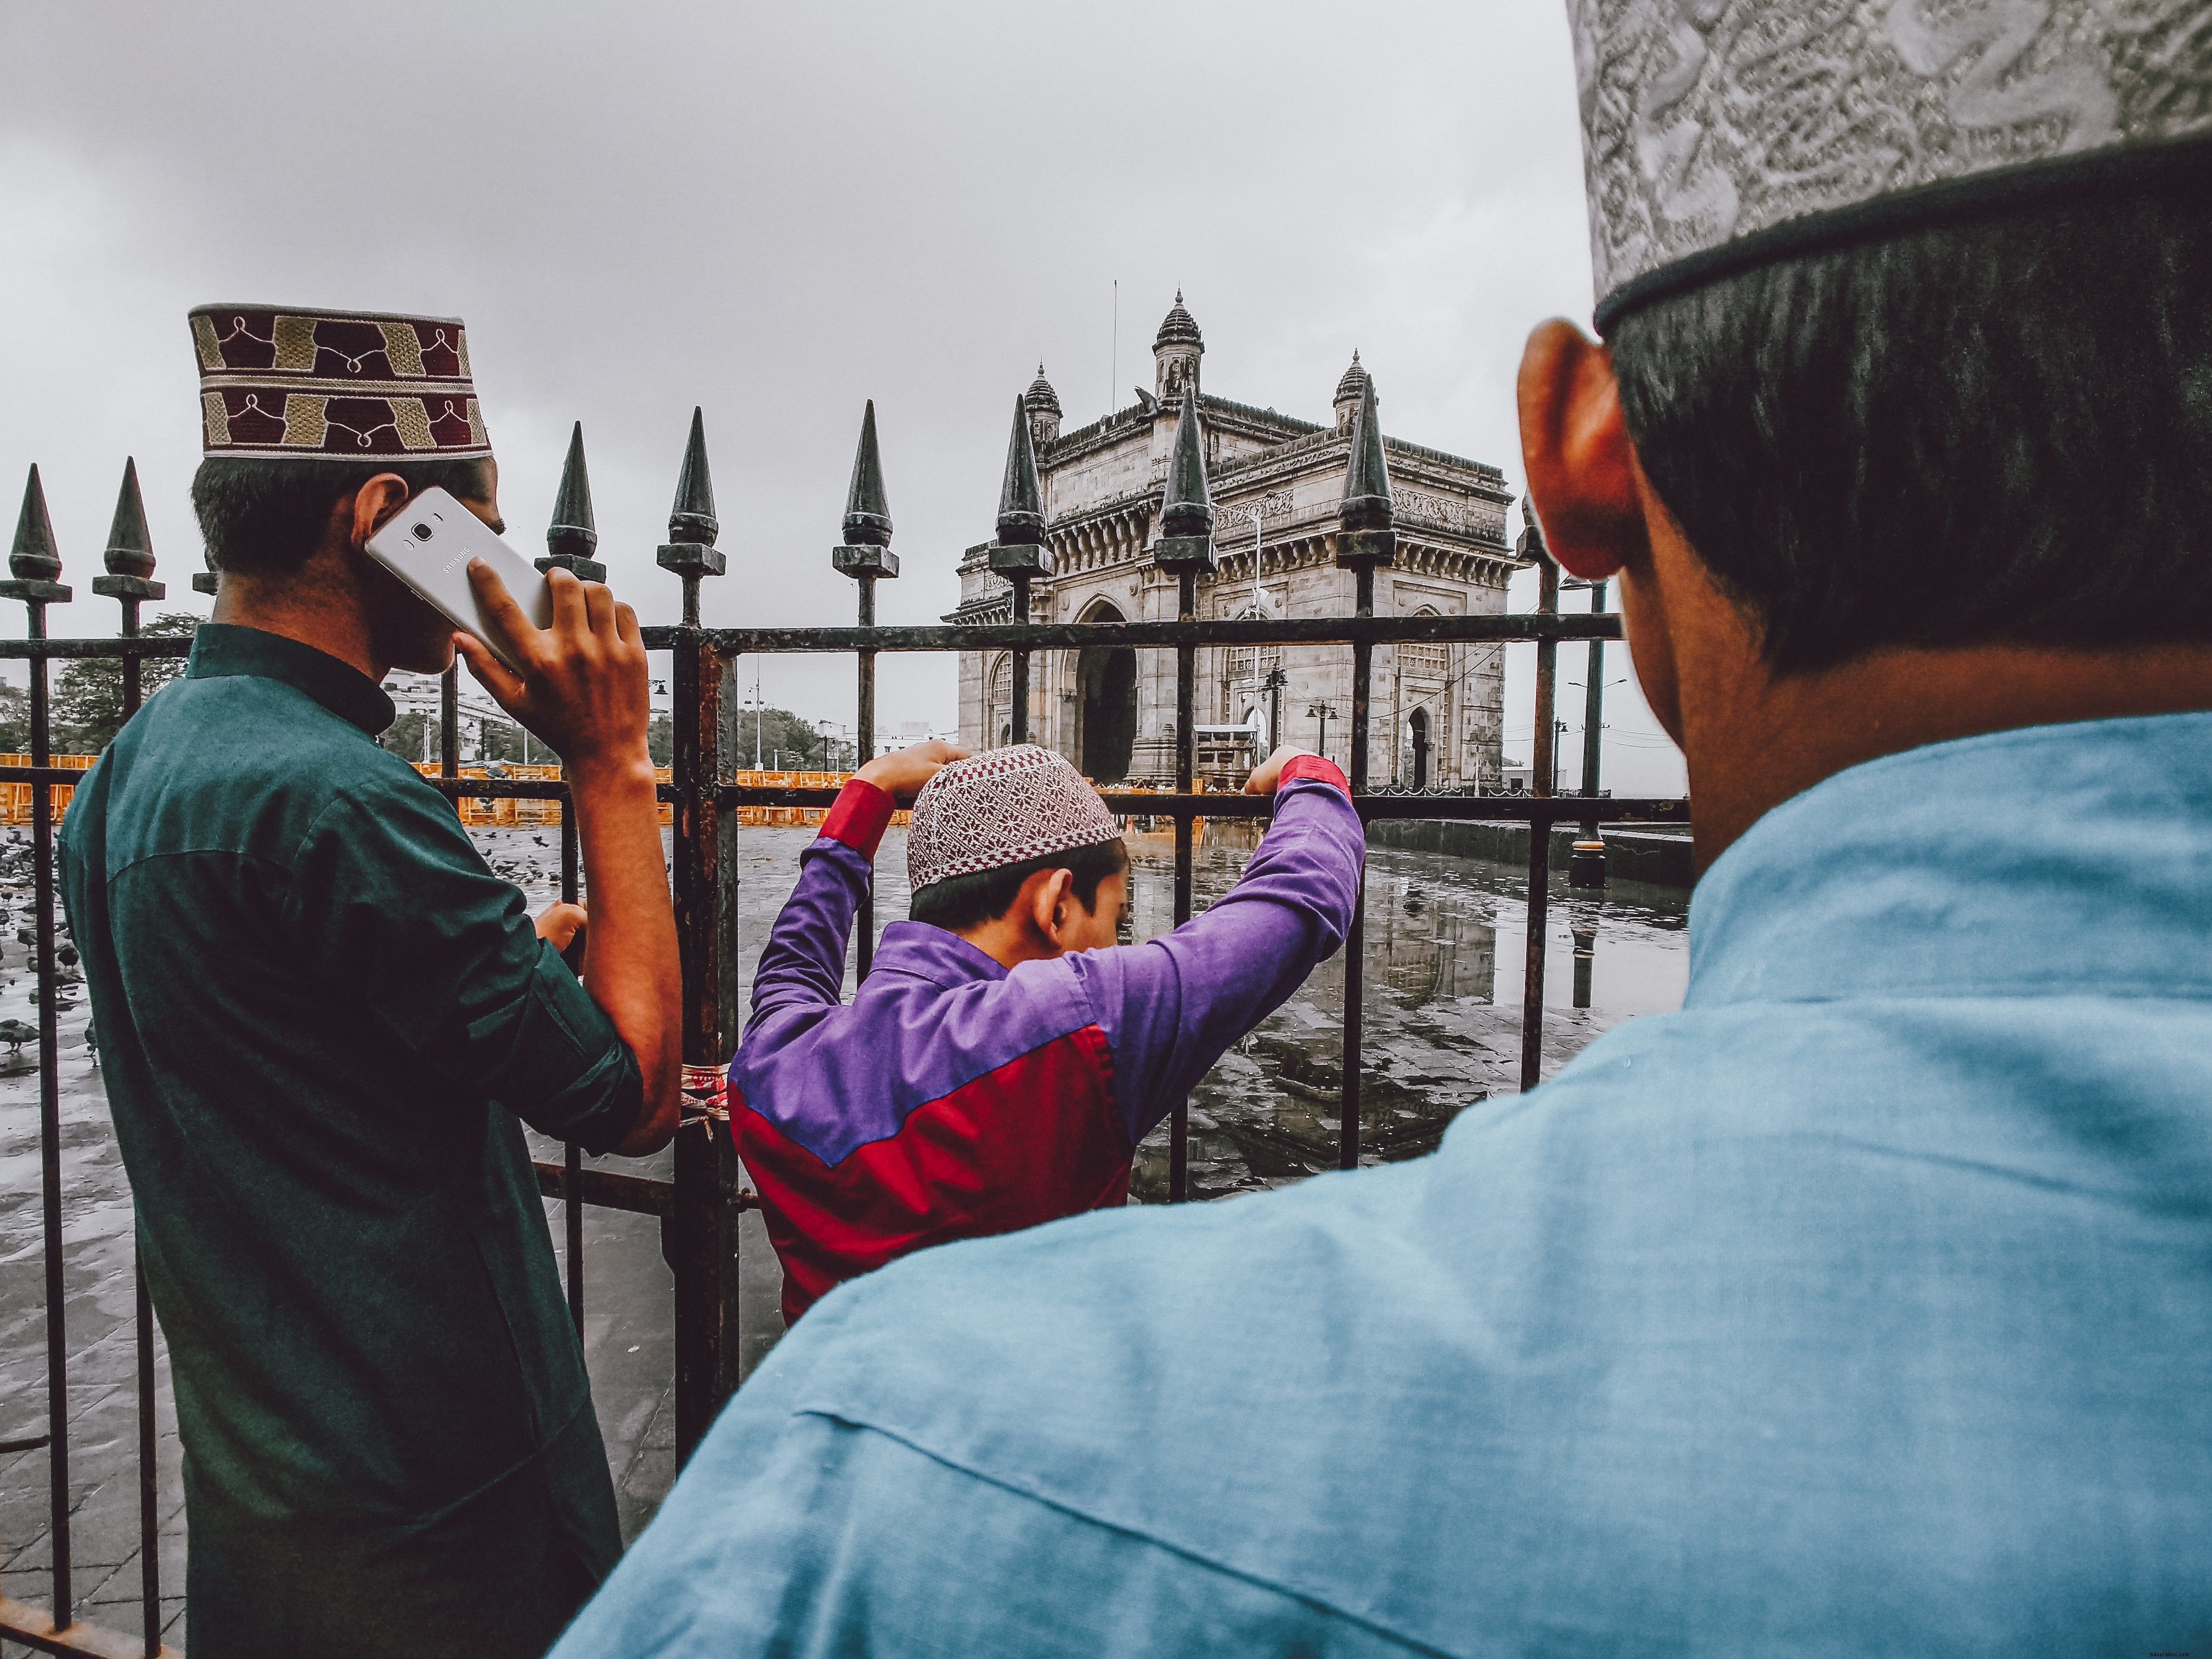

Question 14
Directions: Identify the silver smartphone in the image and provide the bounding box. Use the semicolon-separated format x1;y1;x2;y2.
364;486;554;674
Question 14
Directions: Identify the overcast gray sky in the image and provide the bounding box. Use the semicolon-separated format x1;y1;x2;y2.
0;0;1686;794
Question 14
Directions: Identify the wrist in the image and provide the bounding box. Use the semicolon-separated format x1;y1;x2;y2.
564;749;660;795
821;776;895;856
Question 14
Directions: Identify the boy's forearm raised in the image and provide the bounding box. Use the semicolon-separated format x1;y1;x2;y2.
459;562;682;1153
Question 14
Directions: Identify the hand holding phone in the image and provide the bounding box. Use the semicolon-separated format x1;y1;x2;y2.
454;560;653;780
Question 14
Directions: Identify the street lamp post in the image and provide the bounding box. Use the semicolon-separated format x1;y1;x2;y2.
1309;700;1339;759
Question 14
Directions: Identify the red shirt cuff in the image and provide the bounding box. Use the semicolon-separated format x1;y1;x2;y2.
1278;753;1350;797
819;778;895;856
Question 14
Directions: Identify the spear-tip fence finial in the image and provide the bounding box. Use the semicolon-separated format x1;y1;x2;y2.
669;406;718;545
540;421;607;583
1336;373;1396;569
657;405;727;584
987;390;1051;582
833;399;899;580
93;455;167;601
2;463;72;603
1154;387;1216;574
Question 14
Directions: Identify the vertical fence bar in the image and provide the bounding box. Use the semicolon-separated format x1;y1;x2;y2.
1570;577;1609;889
656;408;743;1455
94;461;166;1654
5;467;82;1641
854;574;876;977
1169;571;1196;1201
832;400;896;981
30;592;71;1630
989;392;1048;748
1339;566;1375;1170
1008;576;1031;744
439;663;459;782
667;625;743;1452
1522;553;1560;1092
1153;387;1216;1205
1333;377;1393;1173
1521;815;1554;1092
561;812;583;1336
540;421;606;1347
1581;580;1606;804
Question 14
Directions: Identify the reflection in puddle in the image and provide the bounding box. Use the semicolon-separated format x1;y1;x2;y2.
1120;824;1689;1202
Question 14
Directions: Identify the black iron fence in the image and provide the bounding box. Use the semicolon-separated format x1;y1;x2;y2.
0;397;1684;1655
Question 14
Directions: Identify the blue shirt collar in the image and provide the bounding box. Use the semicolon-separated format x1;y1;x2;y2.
1687;712;2212;1009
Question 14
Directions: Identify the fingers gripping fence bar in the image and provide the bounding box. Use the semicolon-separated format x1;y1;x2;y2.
0;408;1683;1652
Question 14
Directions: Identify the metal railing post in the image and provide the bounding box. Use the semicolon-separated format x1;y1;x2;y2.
833;401;898;978
1521;503;1560;1092
988;393;1049;748
656;409;744;1457
93;456;166;1658
538;423;603;1342
1155;390;1217;1201
1334;379;1395;1171
3;463;75;1633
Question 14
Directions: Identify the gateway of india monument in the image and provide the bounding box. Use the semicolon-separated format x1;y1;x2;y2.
949;292;1525;788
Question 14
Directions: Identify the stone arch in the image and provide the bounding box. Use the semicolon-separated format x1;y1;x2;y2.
986;653;1012;748
1408;706;1431;789
1073;597;1136;783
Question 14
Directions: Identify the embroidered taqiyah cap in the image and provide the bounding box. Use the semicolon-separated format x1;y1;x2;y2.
1573;1;2212;331
907;744;1121;894
188;303;491;460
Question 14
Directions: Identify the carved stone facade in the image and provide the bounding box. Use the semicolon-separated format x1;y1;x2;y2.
950;297;1522;787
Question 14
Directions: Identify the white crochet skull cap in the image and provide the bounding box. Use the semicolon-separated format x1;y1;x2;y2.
1573;0;2212;331
906;744;1121;894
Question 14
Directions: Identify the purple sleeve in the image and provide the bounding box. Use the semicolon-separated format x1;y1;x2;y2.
1065;774;1364;1146
746;839;871;1036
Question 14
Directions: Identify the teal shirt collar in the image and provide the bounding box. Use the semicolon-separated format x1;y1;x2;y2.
187;623;396;736
1688;710;2212;1009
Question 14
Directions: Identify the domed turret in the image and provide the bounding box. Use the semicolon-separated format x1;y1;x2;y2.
1153;289;1203;404
1333;349;1372;432
1024;364;1062;448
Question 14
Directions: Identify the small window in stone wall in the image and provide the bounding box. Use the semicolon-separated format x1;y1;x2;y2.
1398;639;1449;681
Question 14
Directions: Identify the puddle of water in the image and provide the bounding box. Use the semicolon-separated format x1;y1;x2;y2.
1116;824;1688;1200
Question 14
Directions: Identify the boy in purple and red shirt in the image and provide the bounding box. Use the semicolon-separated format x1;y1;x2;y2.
730;741;1363;1321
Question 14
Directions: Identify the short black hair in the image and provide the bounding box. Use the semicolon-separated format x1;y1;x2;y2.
1607;176;2212;676
909;837;1129;933
191;455;497;578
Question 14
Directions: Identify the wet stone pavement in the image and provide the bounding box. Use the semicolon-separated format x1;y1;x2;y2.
0;820;1685;1651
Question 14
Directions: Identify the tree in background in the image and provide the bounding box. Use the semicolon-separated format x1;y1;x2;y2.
0;684;29;754
377;701;831;770
734;704;832;769
52;612;200;753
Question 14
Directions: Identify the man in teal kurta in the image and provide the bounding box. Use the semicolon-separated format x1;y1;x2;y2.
63;304;680;1658
552;8;2212;1654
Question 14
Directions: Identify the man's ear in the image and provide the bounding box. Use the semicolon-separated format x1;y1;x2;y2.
1030;867;1075;945
1517;320;1647;581
346;473;413;552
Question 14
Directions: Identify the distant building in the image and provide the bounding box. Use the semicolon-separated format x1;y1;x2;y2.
949;294;1524;787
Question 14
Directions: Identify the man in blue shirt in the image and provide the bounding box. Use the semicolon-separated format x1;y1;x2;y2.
554;8;2212;1652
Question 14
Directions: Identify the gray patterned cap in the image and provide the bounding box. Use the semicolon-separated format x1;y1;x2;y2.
907;744;1121;894
1572;0;2212;330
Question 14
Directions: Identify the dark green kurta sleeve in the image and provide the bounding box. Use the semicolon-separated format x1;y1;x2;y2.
285;770;645;1154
